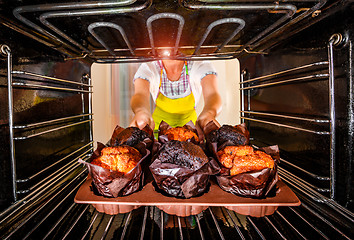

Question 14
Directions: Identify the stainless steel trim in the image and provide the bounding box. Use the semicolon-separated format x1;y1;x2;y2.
0;156;88;222
14;119;93;140
12;71;92;87
12;82;92;93
195;214;205;240
3;45;17;202
288;207;330;240
280;157;330;181
160;209;164;240
279;168;326;202
225;209;246;240
16;142;93;182
179;0;297;54
94;54;236;63
247;216;266;239
62;205;91;240
240;70;246;124
100;215;115;240
140;207;149;240
251;0;328;50
209;208;225;240
13;0;140;56
22;181;85;240
42;202;77;240
120;212;132;240
146;13;185;56
241;117;330;135
39;0;152;57
177;216;184;240
328;35;337;200
79;211;99;240
194;18;245;54
241;110;330;123
264;216;287;240
239;74;329;90
13;114;93;129
275;211;308;240
88;22;135;56
240;61;329;85
3;168;87;240
25;148;92;192
86;74;94;143
325;199;354;221
301;203;352;240
92;44;243;53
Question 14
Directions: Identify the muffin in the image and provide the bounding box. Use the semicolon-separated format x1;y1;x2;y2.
158;120;200;144
215;145;279;198
80;141;149;198
110;126;153;148
217;145;274;175
163;126;199;142
91;145;142;173
150;140;219;198
207;124;249;147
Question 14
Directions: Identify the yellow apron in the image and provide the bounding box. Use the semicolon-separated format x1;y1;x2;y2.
152;61;197;136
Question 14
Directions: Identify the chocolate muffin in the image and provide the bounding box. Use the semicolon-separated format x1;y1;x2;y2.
150;140;217;198
110;126;152;147
207;125;249;147
157;140;208;171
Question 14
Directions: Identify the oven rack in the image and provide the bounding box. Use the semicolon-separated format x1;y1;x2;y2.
3;198;352;239
2;45;94;203
9;0;327;62
1;161;352;239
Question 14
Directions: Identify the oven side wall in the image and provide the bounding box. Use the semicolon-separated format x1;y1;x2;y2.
0;17;92;211
239;6;354;210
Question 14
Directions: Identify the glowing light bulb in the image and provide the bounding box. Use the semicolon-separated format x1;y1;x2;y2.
163;50;170;56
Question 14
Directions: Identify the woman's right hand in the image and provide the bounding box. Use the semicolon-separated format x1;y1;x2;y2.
129;110;155;130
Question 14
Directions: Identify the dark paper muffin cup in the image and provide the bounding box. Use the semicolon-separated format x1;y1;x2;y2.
215;145;280;198
149;141;220;199
79;124;154;198
204;120;279;198
79;142;150;198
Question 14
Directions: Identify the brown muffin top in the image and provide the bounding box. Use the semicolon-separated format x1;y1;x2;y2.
157;141;208;170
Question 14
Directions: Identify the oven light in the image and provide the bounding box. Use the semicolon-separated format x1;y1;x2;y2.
162;50;170;56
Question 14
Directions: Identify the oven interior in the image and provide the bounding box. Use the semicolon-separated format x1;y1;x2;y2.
0;0;353;239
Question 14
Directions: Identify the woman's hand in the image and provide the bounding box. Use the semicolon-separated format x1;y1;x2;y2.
129;110;155;130
196;111;220;130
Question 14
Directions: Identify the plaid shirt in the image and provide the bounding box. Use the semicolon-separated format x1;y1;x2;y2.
157;61;191;99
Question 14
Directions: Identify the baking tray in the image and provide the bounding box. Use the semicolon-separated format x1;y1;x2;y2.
74;177;300;207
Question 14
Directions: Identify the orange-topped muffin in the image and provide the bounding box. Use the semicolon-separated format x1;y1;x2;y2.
91;145;141;173
217;146;274;175
164;126;199;142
